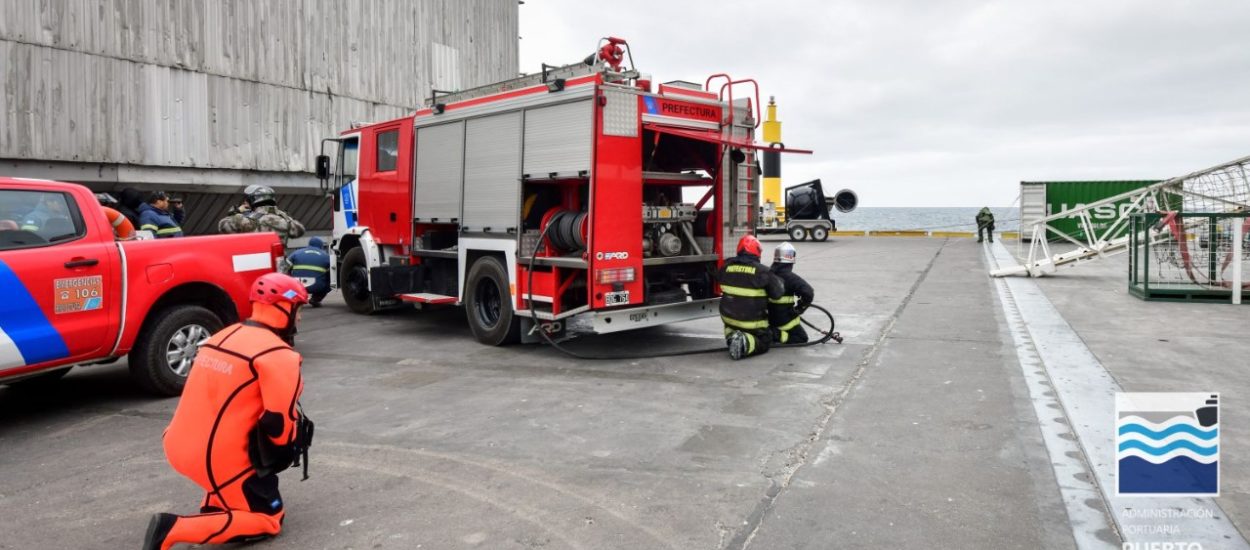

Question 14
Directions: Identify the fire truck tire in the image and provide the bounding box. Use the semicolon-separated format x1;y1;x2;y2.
340;247;375;315
811;226;830;242
788;225;808;241
129;305;223;396
465;256;521;346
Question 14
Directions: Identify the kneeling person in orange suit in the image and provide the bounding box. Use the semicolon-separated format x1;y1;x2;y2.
144;272;313;550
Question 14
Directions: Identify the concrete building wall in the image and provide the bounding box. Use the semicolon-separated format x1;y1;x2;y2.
0;0;518;233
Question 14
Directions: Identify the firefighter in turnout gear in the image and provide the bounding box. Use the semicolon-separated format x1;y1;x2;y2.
768;242;814;344
218;184;306;247
718;235;785;360
144;273;313;550
287;236;331;307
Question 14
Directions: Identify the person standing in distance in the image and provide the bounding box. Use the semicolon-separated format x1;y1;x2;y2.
143;273;313;550
718;234;784;360
976;207;996;243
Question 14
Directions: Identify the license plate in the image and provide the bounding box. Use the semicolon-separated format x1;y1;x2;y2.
604;291;630;306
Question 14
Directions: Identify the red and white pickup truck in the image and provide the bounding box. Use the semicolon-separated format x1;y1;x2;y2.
0;178;283;395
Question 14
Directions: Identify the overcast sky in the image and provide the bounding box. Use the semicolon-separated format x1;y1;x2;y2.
519;1;1250;207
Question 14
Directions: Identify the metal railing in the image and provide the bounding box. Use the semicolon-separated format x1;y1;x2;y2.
1129;212;1248;304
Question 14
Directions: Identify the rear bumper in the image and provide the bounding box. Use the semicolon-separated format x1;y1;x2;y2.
589;297;719;334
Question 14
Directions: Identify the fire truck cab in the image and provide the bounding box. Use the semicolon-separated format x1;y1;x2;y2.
318;39;809;345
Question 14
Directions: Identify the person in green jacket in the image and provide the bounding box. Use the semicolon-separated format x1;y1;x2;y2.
976;207;995;243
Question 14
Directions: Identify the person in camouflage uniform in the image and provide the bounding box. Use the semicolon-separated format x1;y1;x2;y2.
218;184;306;247
975;207;995;243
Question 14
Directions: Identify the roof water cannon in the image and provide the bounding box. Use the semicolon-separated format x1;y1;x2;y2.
585;37;632;72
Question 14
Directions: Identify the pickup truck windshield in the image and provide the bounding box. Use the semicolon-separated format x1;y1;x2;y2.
0;190;86;250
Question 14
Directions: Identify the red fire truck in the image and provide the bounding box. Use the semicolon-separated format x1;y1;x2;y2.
317;38;810;345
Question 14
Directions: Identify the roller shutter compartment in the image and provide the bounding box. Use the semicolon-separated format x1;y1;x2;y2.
462;112;523;233
414;121;465;222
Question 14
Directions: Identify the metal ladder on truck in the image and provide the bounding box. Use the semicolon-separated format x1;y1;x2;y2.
992;154;1250;277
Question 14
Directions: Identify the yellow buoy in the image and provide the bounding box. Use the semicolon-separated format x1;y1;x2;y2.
762;96;783;222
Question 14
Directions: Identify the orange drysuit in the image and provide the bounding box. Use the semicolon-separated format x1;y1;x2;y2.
102;206;135;239
157;303;303;549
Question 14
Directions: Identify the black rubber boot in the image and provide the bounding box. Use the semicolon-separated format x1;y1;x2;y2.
726;331;748;360
142;513;177;550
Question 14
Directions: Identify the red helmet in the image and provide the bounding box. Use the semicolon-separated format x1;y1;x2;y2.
251;272;309;306
737;234;763;257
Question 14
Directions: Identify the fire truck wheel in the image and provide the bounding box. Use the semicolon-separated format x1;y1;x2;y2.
465;256;521;346
811;226;830;242
129;305;223;396
788;225;808;241
340;247;375;315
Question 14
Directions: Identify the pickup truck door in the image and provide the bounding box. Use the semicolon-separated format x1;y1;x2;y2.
0;188;118;372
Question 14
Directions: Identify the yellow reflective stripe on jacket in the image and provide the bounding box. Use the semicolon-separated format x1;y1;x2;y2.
777;316;802;331
20;224;39;231
721;316;768;330
721;284;767;298
769;295;796;304
140;224;159;231
156;226;183;235
292;264;327;273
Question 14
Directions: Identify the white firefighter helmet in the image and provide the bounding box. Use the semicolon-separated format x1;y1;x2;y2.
774;242;797;264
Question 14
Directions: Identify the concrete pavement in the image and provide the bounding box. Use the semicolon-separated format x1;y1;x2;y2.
747;238;1076;549
0;237;1245;549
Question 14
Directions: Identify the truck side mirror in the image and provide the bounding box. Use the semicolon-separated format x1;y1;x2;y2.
315;155;331;181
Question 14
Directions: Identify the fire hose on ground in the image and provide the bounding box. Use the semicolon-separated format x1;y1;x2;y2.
526;218;843;360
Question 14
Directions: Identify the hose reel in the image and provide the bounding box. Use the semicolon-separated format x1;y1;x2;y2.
541;208;588;254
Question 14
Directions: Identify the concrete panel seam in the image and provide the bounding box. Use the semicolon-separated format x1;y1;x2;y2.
985;242;1118;549
729;240;949;550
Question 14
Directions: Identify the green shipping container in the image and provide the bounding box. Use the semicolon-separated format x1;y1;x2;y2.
1019;180;1161;241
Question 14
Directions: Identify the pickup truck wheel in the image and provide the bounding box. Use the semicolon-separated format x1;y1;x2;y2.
340;247;375;315
129;305;222;396
465;256;520;346
811;226;830;242
788;225;808;241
